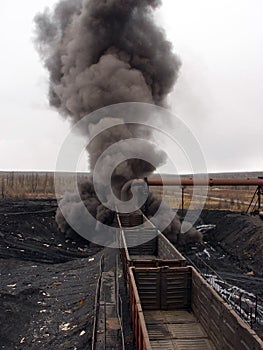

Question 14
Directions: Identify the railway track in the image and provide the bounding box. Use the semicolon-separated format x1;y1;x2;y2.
92;249;125;350
0;208;56;215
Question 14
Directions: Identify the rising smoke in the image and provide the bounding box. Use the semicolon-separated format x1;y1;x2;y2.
35;0;179;116
35;0;201;246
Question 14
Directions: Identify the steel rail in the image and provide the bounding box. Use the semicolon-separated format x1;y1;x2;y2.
115;255;126;350
91;255;104;350
0;208;56;216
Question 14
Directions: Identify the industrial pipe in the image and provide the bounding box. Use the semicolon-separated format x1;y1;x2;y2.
147;178;263;187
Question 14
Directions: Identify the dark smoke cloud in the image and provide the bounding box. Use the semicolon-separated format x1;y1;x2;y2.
34;0;180;179
35;0;200;246
34;0;180;118
145;193;202;247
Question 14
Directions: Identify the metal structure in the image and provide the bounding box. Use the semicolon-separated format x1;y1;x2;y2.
147;177;263;213
147;177;263;187
118;214;185;281
186;253;263;331
92;253;125;350
128;265;263;350
246;180;263;214
114;210;263;349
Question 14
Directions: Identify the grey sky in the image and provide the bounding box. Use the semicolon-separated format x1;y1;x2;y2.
0;0;262;173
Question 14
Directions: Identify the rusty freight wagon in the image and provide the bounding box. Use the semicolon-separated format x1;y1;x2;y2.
120;227;186;272
128;265;263;350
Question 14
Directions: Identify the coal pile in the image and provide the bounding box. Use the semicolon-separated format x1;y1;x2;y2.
183;210;263;339
0;199;103;350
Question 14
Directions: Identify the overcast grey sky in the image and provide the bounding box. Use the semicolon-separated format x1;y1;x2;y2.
0;0;262;173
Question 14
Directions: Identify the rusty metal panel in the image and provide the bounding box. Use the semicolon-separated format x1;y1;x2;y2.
131;255;157;260
118;210;144;227
208;295;224;349
124;228;157;253
129;239;157;256
163;310;196;324
147;323;170;339
143;309;216;349
237;321;263;350
173;338;216;350
128;267;152;350
192;269;224;349
191;268;263;350
134;267;192;310
191;269;214;334
121;229;186;269
144;310;196;324
134;269;161;309
151;339;216;350
197;289;211;331
158;234;186;264
150;340;175;349
129;265;263;350
221;305;239;350
221;304;263;350
144;308;215;350
167;323;208;339
161;268;191;310
143;310;164;324
133;259;186;268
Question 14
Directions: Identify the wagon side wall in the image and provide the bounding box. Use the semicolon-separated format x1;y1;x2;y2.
191;268;263;350
128;267;152;350
157;234;186;265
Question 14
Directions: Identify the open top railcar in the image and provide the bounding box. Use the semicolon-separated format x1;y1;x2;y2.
120;227;185;269
128;265;263;350
114;180;263;350
116;211;186;281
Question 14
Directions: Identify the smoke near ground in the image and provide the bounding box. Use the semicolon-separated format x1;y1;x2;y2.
35;0;201;246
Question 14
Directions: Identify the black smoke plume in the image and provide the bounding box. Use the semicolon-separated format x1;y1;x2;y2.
35;0;200;246
35;0;180;117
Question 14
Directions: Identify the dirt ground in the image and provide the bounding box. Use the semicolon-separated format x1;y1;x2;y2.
0;200;263;348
